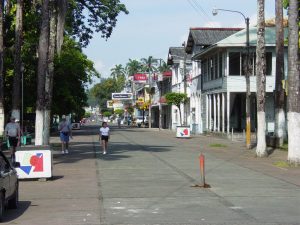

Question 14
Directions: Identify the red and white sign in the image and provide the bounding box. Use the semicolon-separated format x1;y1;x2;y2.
176;126;190;138
16;150;52;179
133;73;148;83
163;71;172;77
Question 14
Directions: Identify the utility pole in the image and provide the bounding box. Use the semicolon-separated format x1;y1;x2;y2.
213;8;251;149
182;42;187;125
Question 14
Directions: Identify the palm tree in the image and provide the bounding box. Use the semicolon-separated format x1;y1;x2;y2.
140;56;158;128
110;64;126;92
0;0;4;135
111;64;125;79
157;60;171;73
126;59;142;77
287;0;300;164
256;0;267;157
274;0;287;147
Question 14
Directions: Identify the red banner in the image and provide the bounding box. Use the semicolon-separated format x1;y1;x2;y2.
163;71;172;77
133;73;148;83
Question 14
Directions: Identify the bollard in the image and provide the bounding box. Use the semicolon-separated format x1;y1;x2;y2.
191;153;210;188
199;153;205;186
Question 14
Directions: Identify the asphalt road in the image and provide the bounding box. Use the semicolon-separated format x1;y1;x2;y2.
2;124;300;225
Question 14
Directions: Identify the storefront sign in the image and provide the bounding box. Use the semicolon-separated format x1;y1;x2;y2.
16;150;52;179
107;100;113;108
163;71;172;77
112;93;133;100
133;73;148;83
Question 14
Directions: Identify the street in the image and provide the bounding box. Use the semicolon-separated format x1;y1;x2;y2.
2;124;300;225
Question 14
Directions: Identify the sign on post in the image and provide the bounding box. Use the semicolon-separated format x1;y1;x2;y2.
176;126;190;138
112;93;133;100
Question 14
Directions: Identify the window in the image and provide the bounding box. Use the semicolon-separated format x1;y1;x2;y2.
266;52;272;75
218;54;223;78
229;52;240;75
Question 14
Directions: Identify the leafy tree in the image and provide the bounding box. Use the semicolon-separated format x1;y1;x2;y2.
0;1;4;135
52;37;98;118
103;111;112;117
287;0;300;164
90;77;119;110
66;0;129;47
165;92;187;126
275;0;287;146
114;109;124;116
256;0;267;157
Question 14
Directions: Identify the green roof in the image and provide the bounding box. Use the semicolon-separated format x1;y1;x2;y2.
193;26;288;59
216;26;288;47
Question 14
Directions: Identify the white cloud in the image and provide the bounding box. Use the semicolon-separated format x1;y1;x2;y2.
94;60;105;73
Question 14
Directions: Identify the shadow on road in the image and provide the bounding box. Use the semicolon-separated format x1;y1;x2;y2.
2;201;31;222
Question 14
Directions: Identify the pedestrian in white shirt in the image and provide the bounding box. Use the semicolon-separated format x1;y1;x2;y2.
4;117;21;161
99;122;110;154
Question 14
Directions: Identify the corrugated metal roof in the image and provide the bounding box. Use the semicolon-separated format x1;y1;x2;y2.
167;47;191;65
186;27;242;53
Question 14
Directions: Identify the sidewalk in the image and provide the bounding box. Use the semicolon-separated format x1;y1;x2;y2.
2;128;102;225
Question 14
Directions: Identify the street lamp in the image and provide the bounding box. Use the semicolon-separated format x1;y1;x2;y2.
212;8;251;149
21;64;24;135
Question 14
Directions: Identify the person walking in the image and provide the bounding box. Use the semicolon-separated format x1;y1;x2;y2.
4;117;21;162
99;121;110;154
117;116;122;128
58;116;72;154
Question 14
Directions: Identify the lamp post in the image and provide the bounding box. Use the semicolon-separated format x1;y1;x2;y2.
21;64;24;135
212;8;251;149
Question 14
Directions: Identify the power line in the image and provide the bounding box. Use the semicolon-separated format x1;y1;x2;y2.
190;0;213;21
186;0;211;23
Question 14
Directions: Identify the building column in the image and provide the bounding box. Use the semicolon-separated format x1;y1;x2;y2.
222;93;225;133
217;93;220;132
206;95;209;130
213;94;217;131
208;95;211;131
227;92;230;134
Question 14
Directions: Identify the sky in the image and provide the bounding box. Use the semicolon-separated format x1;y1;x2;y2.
83;0;281;85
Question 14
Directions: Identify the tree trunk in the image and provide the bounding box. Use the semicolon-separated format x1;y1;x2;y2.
56;0;67;54
11;0;23;120
0;0;4;136
35;0;50;146
287;0;300;164
256;0;267;157
274;0;287;147
43;0;56;145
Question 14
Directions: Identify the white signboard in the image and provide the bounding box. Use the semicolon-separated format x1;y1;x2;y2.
176;126;191;138
112;93;133;100
16;150;52;179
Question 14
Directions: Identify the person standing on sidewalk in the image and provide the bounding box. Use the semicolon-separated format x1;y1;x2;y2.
58;115;72;154
4;117;21;162
99;122;110;154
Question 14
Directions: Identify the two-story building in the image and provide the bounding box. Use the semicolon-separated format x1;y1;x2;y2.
192;26;288;135
185;27;242;134
167;47;192;131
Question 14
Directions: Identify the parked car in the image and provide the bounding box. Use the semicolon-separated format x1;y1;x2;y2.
0;151;20;221
135;116;149;127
